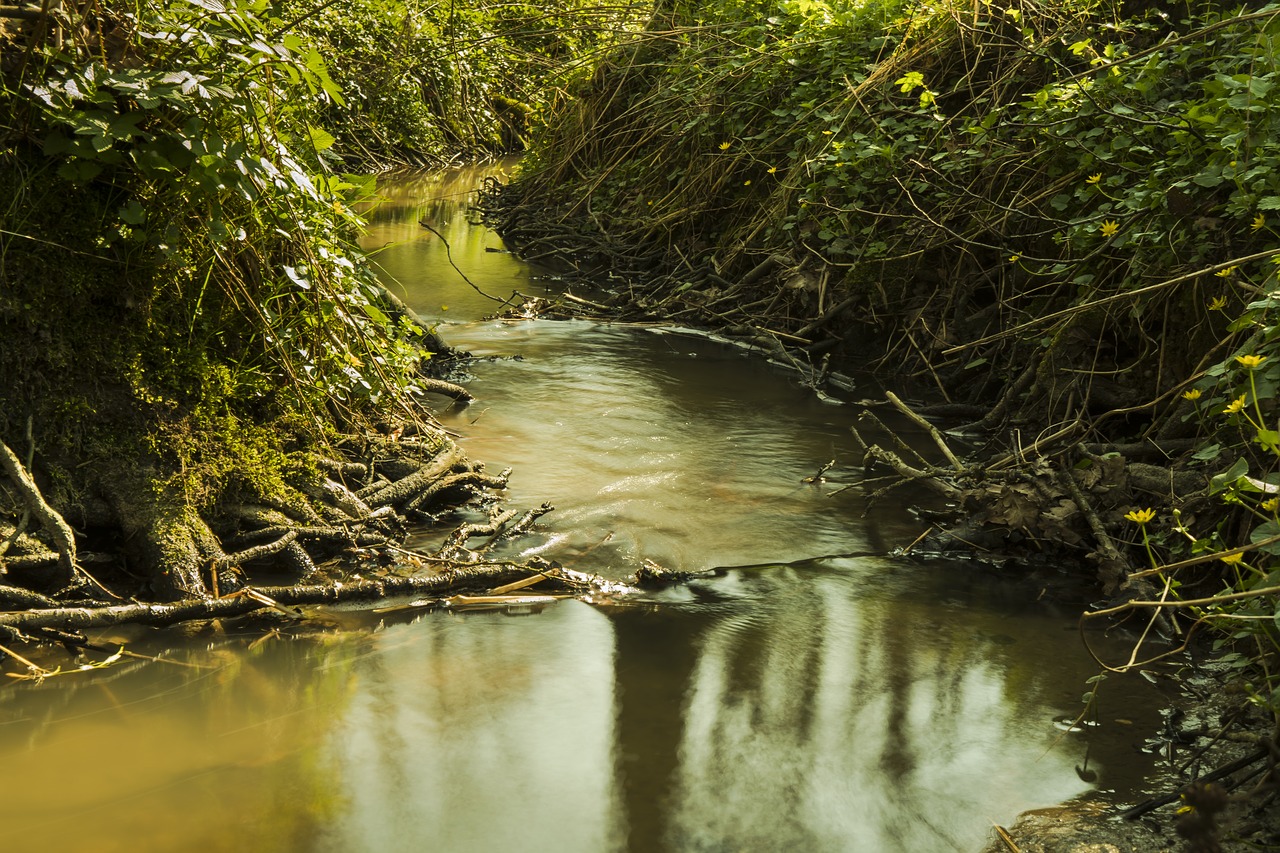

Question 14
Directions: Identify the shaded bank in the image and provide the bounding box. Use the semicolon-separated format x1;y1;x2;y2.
481;0;1280;845
484;0;1280;719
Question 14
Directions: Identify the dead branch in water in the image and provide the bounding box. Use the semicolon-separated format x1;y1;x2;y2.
0;560;617;633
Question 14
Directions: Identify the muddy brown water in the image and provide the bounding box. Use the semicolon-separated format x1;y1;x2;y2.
0;163;1174;852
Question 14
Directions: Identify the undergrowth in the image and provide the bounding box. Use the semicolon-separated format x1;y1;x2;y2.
0;0;630;593
493;0;1280;712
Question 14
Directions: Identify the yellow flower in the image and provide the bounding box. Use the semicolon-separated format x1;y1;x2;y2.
767;166;778;174
332;201;345;215
1220;551;1244;564
1263;497;1280;513
1086;173;1102;184
1182;388;1202;401
1124;507;1156;524
1252;213;1266;231
719;141;732;151
743;180;752;186
1009;254;1021;263
1208;295;1228;311
1215;265;1237;278
1100;220;1120;237
1224;394;1247;414
1236;354;1266;369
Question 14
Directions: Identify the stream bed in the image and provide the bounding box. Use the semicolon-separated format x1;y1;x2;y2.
0;163;1170;852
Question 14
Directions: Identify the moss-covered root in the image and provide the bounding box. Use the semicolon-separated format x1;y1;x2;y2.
106;476;210;600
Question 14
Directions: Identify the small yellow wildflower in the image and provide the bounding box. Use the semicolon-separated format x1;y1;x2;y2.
1220;551;1244;564
333;201;345;215
1009;254;1021;263
719;141;732;151
1100;220;1120;237
1124;507;1156;524
1086;173;1102;184
1236;354;1266;369
1215;265;1237;278
767;166;778;174
743;180;752;186
822;130;833;135
1252;213;1266;231
1182;388;1202;402
1263;496;1280;513
1208;295;1228;311
1224;394;1247;414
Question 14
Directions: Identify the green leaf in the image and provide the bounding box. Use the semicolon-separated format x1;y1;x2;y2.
283;266;311;290
118;200;145;225
1251;520;1280;554
1210;457;1250;494
895;71;924;94
1192;443;1222;462
305;125;336;153
1256;428;1280;453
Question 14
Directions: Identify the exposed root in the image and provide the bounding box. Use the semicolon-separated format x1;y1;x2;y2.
0;413;557;635
0;437;77;586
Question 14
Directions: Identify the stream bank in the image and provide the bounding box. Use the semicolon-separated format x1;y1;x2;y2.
478;0;1280;843
0;164;1192;853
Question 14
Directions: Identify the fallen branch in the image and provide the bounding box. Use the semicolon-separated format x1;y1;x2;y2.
0;563;554;631
885;391;965;472
0;583;57;609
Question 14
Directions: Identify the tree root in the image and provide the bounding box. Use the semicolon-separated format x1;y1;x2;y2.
418;377;475;402
0;408;553;633
0;438;77;586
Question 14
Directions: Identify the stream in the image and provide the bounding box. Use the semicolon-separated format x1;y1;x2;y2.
0;163;1168;852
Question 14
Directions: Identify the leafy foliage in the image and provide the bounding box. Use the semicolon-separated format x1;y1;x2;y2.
0;0;437;509
278;0;646;168
500;0;1280;709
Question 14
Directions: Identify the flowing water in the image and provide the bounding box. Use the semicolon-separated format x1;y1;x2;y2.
0;163;1168;852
